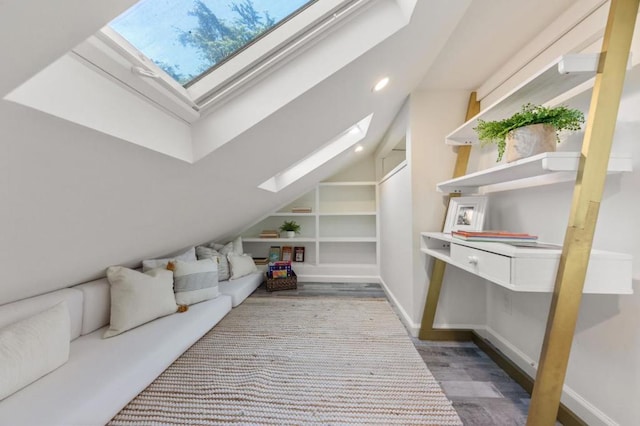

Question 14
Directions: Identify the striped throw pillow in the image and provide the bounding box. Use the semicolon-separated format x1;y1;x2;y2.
172;259;219;305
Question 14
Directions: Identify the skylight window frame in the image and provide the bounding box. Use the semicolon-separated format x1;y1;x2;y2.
94;0;368;112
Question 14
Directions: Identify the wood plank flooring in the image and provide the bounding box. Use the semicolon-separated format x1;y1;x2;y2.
252;281;538;425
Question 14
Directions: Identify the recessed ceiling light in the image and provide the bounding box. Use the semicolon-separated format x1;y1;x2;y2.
354;145;364;153
373;77;389;92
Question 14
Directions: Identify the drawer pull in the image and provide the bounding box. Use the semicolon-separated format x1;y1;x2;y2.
468;256;479;265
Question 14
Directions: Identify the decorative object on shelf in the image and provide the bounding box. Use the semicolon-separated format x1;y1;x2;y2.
452;230;538;243
279;220;301;238
260;230;279;238
281;246;293;262
294;246;305;262
268;246;281;263
474;103;585;162
443;196;487;234
252;257;268;265
291;207;312;213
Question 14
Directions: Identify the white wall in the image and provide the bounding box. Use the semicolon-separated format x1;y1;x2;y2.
379;164;414;325
377;90;488;335
408;90;488;331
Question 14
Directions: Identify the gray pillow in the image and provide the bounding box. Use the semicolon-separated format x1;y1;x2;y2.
196;246;230;281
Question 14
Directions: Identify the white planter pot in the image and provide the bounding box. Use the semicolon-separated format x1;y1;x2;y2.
286;231;295;238
505;123;556;163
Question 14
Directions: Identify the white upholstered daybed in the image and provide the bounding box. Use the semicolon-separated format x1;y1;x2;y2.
0;264;263;425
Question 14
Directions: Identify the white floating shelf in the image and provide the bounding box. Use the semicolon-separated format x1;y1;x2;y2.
437;152;632;194
446;54;600;146
420;232;632;294
242;237;317;243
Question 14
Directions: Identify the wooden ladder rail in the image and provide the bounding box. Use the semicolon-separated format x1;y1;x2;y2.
527;0;639;424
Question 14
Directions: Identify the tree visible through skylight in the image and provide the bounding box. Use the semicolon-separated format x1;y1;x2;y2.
110;0;315;85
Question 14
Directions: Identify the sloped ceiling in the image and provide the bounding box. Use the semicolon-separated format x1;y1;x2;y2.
0;0;580;304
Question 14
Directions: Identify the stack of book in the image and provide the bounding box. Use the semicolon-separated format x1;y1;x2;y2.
252;257;269;265
452;230;538;243
260;230;279;238
291;207;312;213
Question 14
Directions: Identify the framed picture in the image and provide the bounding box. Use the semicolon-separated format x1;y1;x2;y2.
268;246;281;263
281;246;293;262
443;196;488;233
294;246;305;262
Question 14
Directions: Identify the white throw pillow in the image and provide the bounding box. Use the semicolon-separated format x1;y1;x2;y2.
0;302;70;400
141;247;196;272
228;253;258;280
232;236;244;255
104;267;178;338
173;259;219;305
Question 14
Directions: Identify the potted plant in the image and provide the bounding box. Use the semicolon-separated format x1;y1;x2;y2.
474;103;585;162
279;220;301;238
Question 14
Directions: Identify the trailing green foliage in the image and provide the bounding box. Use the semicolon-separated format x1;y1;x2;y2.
279;220;301;233
474;104;585;161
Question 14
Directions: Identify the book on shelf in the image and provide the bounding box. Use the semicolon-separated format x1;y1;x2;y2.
268;246;281;263
252;257;269;265
281;246;293;262
452;230;538;243
260;230;279;238
291;207;312;213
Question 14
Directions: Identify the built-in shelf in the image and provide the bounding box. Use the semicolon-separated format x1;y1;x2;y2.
319;237;377;243
240;181;379;280
446;54;600;146
318;212;376;216
270;212;315;217
242;237;316;243
437;152;632;194
420;233;632;294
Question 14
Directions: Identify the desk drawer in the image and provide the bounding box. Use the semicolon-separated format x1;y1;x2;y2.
451;244;511;285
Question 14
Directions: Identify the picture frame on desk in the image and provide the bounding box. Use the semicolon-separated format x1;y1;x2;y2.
294;246;305;262
444;196;487;233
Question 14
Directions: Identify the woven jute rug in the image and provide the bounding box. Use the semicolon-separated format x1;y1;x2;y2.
110;297;462;425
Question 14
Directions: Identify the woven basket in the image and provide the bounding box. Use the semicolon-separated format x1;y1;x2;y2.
266;271;297;292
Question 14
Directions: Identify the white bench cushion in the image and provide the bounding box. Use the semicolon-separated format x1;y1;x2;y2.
0;294;232;426
0;288;83;341
218;271;263;307
74;278;110;336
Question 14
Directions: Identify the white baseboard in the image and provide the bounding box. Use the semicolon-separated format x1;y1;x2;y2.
297;275;381;284
477;326;618;426
378;277;421;336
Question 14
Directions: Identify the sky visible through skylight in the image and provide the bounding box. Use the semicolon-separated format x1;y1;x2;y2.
110;0;313;85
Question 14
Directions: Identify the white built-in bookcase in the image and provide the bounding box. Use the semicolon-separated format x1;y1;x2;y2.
241;182;379;282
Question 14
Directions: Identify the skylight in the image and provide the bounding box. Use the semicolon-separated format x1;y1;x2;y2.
110;0;316;86
259;114;373;193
